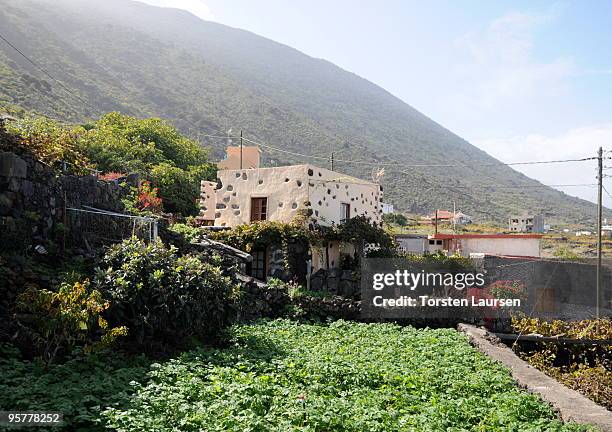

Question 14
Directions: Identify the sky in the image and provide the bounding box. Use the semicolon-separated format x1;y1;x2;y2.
138;0;612;207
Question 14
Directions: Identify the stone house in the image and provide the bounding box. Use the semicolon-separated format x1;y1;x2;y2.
199;161;383;281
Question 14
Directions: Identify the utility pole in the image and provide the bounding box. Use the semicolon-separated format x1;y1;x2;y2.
240;130;243;170
331;152;334;171
434;209;438;236
453;200;456;233
596;146;603;318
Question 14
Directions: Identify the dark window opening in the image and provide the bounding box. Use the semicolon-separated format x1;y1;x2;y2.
340;203;351;223
247;248;267;281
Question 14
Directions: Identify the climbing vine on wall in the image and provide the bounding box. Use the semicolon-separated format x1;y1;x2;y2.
209;215;397;274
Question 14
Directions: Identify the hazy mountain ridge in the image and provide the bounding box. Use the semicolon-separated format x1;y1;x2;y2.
0;0;604;224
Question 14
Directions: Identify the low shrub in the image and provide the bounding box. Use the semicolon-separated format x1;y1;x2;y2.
511;317;611;409
15;280;127;364
94;238;237;351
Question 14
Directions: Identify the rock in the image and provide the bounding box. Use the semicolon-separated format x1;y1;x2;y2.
341;270;354;281
326;276;339;292
0;152;27;178
339;280;356;297
0;192;17;215
310;274;324;291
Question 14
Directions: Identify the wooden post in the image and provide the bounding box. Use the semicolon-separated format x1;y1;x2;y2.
240;130;243;170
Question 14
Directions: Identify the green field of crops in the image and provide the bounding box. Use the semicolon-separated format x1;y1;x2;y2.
101;320;588;431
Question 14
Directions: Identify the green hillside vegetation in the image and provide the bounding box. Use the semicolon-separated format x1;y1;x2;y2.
0;0;606;224
5;113;216;215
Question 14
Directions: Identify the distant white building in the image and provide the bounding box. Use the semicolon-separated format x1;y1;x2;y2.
575;230;592;237
382;203;394;214
453;211;472;225
395;234;427;254
428;233;542;258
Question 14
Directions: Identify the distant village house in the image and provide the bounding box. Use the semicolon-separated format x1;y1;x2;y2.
509;213;545;233
421;210;472;225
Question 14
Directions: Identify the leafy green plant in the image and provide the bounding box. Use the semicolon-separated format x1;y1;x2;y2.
383;212;408;226
93;238;237;350
103;320;590;431
15;280;127;364
5;116;91;174
0;344;152;431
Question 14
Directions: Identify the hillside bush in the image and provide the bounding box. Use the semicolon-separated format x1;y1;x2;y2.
4;116;91;173
93;238;237;350
15;280;127;364
6;113;216;215
150;163;198;215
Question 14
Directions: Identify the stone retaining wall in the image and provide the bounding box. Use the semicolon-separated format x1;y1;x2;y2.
0;150;135;252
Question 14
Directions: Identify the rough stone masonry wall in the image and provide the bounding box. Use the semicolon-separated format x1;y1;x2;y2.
0;150;133;252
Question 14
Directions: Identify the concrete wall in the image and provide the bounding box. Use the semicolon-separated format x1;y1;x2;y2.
396;236;427;254
217;146;261;170
211;165;309;227
203;164;383;228
460;237;541;257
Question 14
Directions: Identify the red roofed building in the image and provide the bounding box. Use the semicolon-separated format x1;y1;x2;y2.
427;233;542;258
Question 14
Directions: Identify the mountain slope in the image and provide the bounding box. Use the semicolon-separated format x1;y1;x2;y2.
0;0;603;224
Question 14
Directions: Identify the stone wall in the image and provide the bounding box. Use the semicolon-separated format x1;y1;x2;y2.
309;268;360;299
0;150;135;252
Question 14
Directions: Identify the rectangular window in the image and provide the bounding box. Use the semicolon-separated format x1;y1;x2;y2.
250;197;267;221
340;203;351;223
247;248;267;280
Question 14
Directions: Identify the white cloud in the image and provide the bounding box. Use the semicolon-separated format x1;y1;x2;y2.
444;8;574;130
137;0;215;21
473;124;612;205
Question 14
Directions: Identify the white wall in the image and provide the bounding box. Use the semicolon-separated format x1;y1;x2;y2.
396;237;426;254
307;165;382;227
460;238;541;257
212;165;308;227
204;164;383;228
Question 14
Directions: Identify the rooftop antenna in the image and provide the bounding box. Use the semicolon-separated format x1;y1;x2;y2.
371;167;385;183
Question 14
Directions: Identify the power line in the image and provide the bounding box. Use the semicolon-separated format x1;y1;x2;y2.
441;183;597;190
0;32;100;115
603;184;612;201
236;135;598;168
